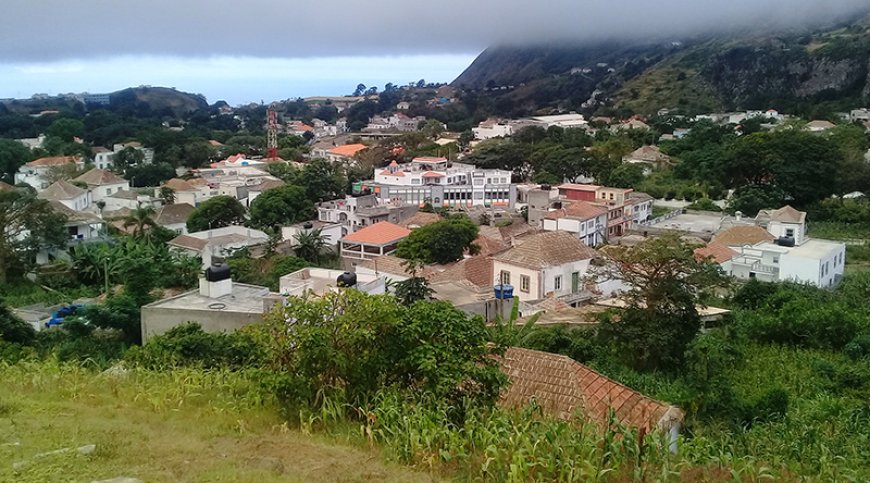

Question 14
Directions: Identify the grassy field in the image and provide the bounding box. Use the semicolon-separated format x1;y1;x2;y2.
0;362;435;483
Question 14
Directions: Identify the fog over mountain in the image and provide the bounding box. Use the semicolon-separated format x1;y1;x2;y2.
2;0;868;62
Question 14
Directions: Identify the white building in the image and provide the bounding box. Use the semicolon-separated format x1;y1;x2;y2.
36;201;106;265
279;268;386;297
37;180;91;211
849;109;870;123
282;221;343;249
542;201;608;247
15;156;85;190
73;169;129;202
492;231;600;304
112;142;154;165
339;221;410;264
317;194;418;236
473;119;514;140
529;113;588;129
167;225;270;267
366;157;516;209
92;147;114;170
716;206;846;288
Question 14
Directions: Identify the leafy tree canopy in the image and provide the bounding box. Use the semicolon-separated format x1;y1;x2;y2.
395;216;479;265
249;185;314;230
186;195;246;233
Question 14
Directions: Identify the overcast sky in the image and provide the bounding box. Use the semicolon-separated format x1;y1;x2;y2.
0;0;866;104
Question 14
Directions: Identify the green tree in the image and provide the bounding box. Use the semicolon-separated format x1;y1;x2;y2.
125;162;175;187
46;118;84;142
299;159;345;201
186;195;246;233
249;185;314;229
391;259;433;305
293;228;331;263
0;138;32;182
182;141;215;169
605;163;646;188
0;297;36;345
395;216;479;265
113;146;145;171
592;233;726;371
256;290;505;409
0;187;67;284
159;186;175;205
123;205;157;238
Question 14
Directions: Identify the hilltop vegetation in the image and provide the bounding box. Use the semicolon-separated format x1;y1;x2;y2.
453;12;870;117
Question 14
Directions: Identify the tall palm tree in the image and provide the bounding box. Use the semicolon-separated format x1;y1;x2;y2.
293;228;331;264
123;205;157;238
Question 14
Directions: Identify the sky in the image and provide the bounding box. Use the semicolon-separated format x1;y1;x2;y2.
0;0;867;105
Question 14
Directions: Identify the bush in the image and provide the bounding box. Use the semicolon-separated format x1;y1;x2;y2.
0;299;36;345
125;323;264;370
686;197;722;212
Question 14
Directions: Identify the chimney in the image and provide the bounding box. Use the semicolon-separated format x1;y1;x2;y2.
199;259;233;298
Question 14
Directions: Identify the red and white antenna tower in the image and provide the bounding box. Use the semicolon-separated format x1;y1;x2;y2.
266;107;278;159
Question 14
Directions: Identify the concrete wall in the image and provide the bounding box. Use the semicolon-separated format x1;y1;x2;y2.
542;260;593;298
492;261;542;301
768;221;806;245
141;307;265;343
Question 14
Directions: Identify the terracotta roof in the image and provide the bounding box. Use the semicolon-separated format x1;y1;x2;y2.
421;171;444;178
430;256;494;288
628;191;654;203
25;156;82;168
474;234;509;256
163;178;198;192
545;201;607;221
498;221;537;241
167;234;209;252
557;183;600;192
769;205;806;224
712;225;775;247
341;221;411;245
401;211;443;229
328;144;367;157
38;180;87;200
499;348;683;432
413;157;448;163
91;146;111;154
74;168;127;187
208;140;224;147
155;203;195;226
694;242;737;264
380;170;405;177
494;231;598;269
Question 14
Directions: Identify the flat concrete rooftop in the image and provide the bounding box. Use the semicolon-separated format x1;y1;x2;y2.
145;283;272;314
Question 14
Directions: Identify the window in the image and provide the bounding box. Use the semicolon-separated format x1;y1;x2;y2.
500;270;510;285
773;256;779;264
786;228;794;238
554;275;562;291
411;179;420;185
520;275;530;293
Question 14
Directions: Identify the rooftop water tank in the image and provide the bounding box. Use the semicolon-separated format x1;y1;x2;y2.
494;284;514;300
776;237;795;247
336;272;357;287
205;262;231;282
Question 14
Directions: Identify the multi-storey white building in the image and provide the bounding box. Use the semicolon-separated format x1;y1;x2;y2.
361;157;516;209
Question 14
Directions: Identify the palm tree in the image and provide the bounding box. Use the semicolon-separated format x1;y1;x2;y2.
123;205;157;238
293;228;331;264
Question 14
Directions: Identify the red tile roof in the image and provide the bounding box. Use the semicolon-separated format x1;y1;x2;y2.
380;170;405;177
413;156;448;163
712;225;775;247
74;168;127;186
694;242;737;264
430;256;494;288
769;205;806;224
421;171;444;178
401;211;443;229
167;234;209;252
328;143;367;157
499;348;683;432
341;221;411;245
494;231;598;269
557;183;600;192
545;201;608;221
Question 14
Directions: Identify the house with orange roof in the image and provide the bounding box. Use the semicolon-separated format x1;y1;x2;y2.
542;200;608;246
499;347;684;449
325;143;368;163
15;156;84;190
339;221;411;264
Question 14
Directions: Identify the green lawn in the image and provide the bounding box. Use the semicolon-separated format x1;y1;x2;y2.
0;362;436;483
